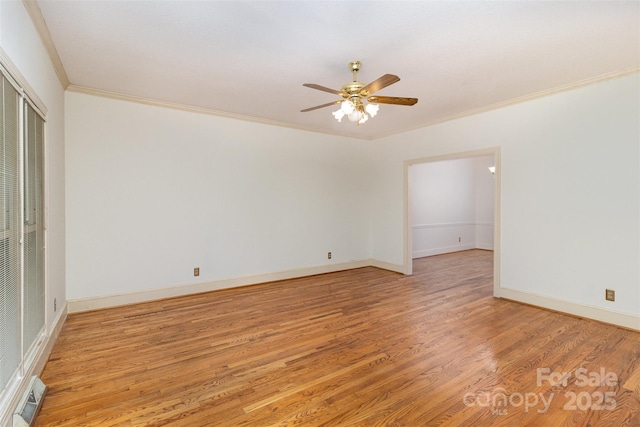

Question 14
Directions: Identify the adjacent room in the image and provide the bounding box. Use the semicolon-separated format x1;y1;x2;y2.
1;1;638;426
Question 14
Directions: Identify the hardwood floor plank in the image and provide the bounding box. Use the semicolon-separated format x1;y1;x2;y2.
243;353;390;413
35;250;639;426
623;365;640;394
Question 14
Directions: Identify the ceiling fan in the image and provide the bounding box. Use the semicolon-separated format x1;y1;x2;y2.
301;61;418;125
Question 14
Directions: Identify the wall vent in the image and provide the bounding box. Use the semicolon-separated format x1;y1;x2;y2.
12;376;47;427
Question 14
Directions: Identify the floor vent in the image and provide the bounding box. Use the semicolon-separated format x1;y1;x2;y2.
12;376;47;427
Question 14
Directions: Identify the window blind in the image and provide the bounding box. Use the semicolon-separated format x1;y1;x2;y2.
0;74;21;391
23;103;45;356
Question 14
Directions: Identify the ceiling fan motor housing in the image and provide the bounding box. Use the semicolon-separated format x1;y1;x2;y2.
341;81;366;97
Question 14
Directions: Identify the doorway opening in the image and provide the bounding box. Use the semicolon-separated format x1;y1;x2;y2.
403;148;501;297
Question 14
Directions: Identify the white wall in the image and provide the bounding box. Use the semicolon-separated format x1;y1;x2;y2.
65;92;372;301
371;73;640;325
410;155;494;258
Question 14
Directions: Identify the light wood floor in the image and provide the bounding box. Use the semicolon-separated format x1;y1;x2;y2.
36;250;639;426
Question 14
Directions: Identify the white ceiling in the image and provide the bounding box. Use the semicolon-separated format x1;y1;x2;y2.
37;1;639;140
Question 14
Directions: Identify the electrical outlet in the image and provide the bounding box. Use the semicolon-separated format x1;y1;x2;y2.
458;237;461;242
328;252;332;260
194;267;200;277
605;289;615;302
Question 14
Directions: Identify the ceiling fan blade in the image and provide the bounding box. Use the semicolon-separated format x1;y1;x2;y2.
303;83;344;96
360;74;400;95
367;96;418;106
300;100;342;112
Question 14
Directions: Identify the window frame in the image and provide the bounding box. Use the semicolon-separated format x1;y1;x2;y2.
0;59;48;409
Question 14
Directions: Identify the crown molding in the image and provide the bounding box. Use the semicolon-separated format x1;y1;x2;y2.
22;0;70;89
67;67;638;142
377;66;640;140
66;85;373;140
66;84;374;140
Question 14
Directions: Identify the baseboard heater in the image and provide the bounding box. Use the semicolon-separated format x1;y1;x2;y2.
12;376;47;427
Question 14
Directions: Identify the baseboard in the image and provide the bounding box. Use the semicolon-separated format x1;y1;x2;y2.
474;243;494;251
500;287;640;331
413;244;475;259
0;305;67;427
37;306;67;375
369;258;405;274
68;260;374;313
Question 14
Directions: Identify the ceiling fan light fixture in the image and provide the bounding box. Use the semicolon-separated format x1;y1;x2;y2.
365;103;379;118
348;110;362;122
332;109;346;122
340;100;355;115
